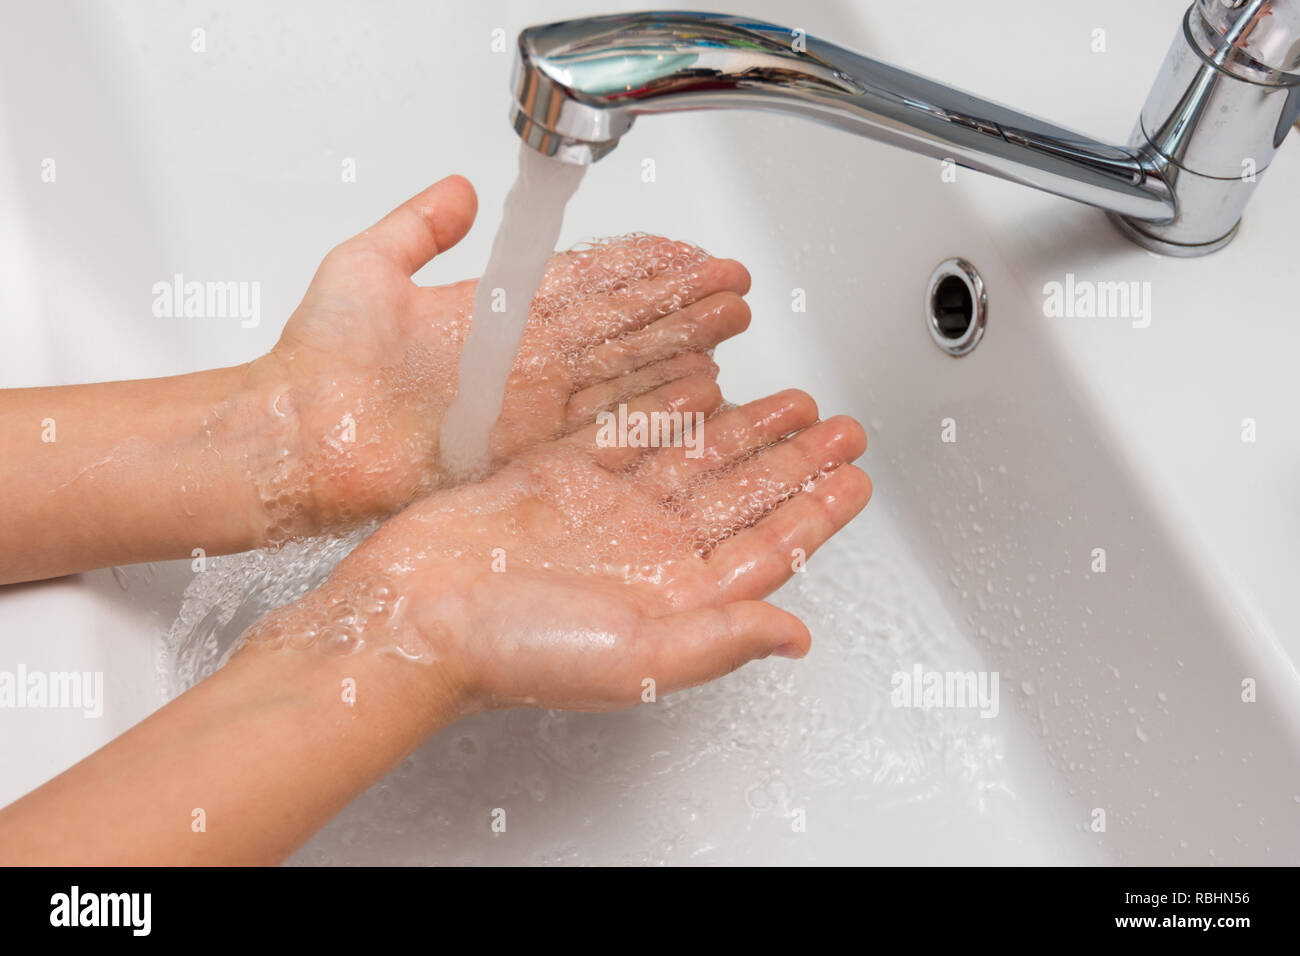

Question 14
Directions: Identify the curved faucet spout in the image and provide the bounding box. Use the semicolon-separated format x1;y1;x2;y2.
511;12;1177;224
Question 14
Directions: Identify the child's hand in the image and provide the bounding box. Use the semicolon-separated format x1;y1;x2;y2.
254;175;752;538
242;377;870;714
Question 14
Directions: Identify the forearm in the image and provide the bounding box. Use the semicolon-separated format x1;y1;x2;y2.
0;360;294;583
0;633;460;865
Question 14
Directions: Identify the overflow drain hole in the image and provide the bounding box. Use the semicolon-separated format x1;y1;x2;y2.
926;258;987;357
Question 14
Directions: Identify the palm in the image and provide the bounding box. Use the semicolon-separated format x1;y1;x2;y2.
261;178;751;528
280;246;441;362
323;384;871;712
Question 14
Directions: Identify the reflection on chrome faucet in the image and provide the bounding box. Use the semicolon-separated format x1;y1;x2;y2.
511;0;1300;256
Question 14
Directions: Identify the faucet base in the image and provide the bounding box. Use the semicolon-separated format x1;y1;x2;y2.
1107;212;1240;259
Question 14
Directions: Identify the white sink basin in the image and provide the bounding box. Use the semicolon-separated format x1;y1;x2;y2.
2;0;1297;865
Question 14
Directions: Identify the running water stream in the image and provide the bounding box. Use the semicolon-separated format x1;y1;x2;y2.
438;145;586;477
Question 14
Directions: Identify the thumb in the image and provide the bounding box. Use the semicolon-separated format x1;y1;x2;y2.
639;601;812;696
354;174;478;276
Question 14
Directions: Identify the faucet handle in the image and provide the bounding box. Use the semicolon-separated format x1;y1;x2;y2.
1192;0;1300;84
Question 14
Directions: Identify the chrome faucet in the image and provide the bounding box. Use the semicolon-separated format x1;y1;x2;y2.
510;1;1300;256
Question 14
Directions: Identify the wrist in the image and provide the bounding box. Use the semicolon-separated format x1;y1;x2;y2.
170;358;307;554
236;562;475;729
237;541;473;707
231;353;316;547
244;347;442;542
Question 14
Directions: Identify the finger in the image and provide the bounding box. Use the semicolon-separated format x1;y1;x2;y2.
564;352;718;432
566;372;725;469
537;255;751;347
350;175;478;276
569;292;751;390
683;415;867;533
535;236;702;296
706;464;872;602
635;389;820;493
637;601;813;696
